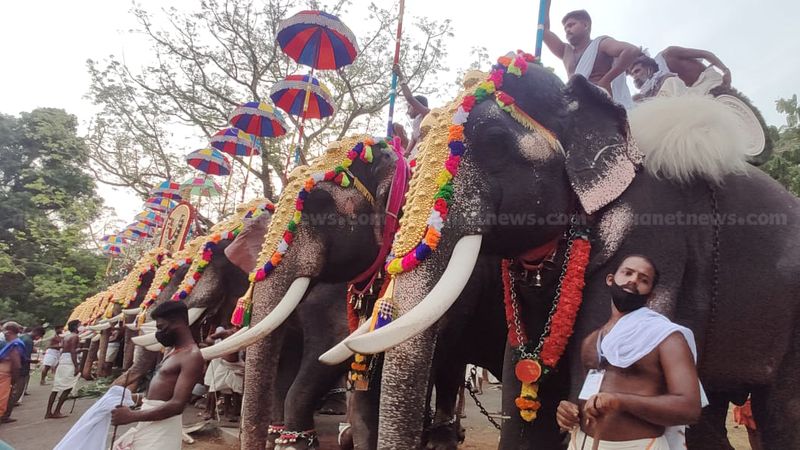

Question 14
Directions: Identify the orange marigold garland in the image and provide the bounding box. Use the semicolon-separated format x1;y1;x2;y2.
505;229;591;422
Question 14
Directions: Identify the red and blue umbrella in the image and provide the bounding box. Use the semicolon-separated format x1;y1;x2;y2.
149;180;183;200
134;210;164;227
277;10;359;70
103;244;124;256
229;102;288;138
185;148;232;176
210;128;260;157
270;74;335;119
145;197;178;212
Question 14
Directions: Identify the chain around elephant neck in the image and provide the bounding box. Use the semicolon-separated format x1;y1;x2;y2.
701;184;722;373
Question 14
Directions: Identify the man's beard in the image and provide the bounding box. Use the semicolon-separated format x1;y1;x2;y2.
155;330;177;347
609;281;649;313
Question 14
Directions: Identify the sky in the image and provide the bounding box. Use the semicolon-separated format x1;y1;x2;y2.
1;0;797;228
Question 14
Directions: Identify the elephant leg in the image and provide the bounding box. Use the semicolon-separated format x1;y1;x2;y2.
757;324;800;449
242;329;287;450
82;339;99;379
350;355;383;450
685;391;734;449
422;360;465;450
267;325;301;449
122;327;135;370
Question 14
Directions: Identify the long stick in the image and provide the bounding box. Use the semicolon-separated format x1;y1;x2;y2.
294;68;316;166
222;169;234;217
241;149;256;202
534;0;547;59
110;369;132;448
385;0;406;138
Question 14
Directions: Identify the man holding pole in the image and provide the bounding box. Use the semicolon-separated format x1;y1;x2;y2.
542;1;640;108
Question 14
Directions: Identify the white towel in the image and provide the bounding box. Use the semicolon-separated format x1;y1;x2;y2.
112;399;183;450
54;386;134;450
574;37;633;110
51;359;79;393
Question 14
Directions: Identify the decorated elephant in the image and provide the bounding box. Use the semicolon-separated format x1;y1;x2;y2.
339;52;800;449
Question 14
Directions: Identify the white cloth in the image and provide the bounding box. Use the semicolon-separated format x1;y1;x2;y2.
112;399;182;450
106;342;121;363
204;358;244;394
408;113;424;159
655;51;723;96
599;307;708;450
574;36;633;110
52;355;79;393
43;348;61;367
570;429;670;450
54;386;134;450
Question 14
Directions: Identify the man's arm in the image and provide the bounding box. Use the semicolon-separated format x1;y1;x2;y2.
597;38;642;93
392;64;430;118
9;349;21;385
663;46;731;86
68;337;80;374
585;332;702;426
542;0;566;59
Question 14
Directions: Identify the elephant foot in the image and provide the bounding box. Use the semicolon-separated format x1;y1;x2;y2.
266;424;285;450
317;389;347;415
274;429;319;450
422;417;463;450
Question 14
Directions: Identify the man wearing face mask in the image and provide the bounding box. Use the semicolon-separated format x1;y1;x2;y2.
110;301;203;449
556;255;705;449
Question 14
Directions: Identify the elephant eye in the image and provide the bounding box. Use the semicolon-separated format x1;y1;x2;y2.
478;126;513;151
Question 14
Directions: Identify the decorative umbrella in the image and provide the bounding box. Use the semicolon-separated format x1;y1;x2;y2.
181;177;222;198
124;222;153;237
120;229;148;241
103;244;124;255
229;102;288;138
100;234;127;245
270;74;335;119
210;128;259;157
145;197;178;213
134;210;164;227
185;148;232;176
276;10;359;70
149;180;183;201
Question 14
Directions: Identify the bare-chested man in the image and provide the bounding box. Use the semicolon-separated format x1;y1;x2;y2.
40;325;63;385
111;301;204;449
543;1;641;108
45;320;80;419
557;255;702;449
657;46;731;95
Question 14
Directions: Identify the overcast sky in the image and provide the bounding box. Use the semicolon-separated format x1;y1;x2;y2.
1;0;797;225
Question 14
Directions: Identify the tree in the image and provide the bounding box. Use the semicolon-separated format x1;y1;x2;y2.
85;0;452;212
761;95;800;196
0;109;105;325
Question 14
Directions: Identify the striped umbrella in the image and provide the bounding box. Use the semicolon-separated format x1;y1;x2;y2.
210;128;259;157
101;234;127;245
185;148;231;176
145;197;178;212
229;102;288;138
103;244;124;255
181;177;222;197
124;222;153;237
276;10;359;70
149;180;183;200
270;74;335;119
134;210;164;227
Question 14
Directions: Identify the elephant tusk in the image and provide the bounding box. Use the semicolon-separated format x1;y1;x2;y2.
318;320;373;365
122;308;140;316
345;235;483;355
131;332;158;347
108;313;124;324
145;342;164;352
201;277;310;361
125;323;139;331
187;307;206;326
87;322;112;331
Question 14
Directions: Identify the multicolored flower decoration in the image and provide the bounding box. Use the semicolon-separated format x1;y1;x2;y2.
171;230;239;301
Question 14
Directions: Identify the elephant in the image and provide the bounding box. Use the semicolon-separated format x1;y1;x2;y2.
339;54;800;449
207;136;509;449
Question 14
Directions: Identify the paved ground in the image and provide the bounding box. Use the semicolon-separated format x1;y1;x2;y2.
0;370;751;449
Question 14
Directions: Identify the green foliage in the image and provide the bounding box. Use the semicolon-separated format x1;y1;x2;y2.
0;109;105;326
761;95;800;196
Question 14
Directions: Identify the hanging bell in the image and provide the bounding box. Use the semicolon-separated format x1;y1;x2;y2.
533;270;543;288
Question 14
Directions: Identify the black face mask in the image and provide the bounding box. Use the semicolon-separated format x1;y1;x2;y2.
609;281;649;313
155;329;177;347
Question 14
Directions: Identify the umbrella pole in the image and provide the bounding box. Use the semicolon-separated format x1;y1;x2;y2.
535;0;547;59
222;170;234;217
241;152;255;202
293;67;316;168
385;0;406;138
105;255;114;277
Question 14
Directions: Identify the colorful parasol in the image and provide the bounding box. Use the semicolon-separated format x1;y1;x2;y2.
103;244;124;255
181;177;222;197
124;222;153;237
185;148;231;176
229;102;288;138
270;74;335;119
276;10;359;70
149;180;183;200
145;196;178;213
134;210;164;227
209;128;260;157
101;234;127;245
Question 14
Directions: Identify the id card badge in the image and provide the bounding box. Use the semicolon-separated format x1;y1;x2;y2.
578;369;605;400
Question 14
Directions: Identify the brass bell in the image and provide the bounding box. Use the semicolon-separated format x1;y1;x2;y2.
533;270;543;287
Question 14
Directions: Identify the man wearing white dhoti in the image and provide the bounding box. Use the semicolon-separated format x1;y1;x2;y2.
111;301;204;450
655;46;731;95
543;2;641;109
556;255;705;450
40;325;63;385
202;326;243;421
45;320;81;419
54;385;134;450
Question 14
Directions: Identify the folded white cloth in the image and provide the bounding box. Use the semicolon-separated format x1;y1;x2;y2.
113;399;182;450
54;386;134;450
204;358;244;394
106;342;121;363
574;36;633;110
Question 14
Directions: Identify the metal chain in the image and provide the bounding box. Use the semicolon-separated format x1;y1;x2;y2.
464;366;502;430
507;268;533;360
702;185;722;371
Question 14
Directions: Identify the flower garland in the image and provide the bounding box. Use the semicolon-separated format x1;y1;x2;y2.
170;229;240;301
138;257;193;318
231;138;391;327
506;233;591;422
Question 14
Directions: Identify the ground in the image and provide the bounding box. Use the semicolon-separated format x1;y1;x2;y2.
0;370;751;449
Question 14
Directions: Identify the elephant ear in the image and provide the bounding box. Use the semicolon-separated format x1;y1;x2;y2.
562;75;643;215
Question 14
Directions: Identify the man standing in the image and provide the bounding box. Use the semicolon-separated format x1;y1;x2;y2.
101;325;123;377
40;325;63;385
111;301;204;449
2;326;44;423
202;326;244;421
556;255;703;449
0;322;25;423
656;46;731;95
45;320;81;419
543;1;641;108
392;63;430;160
627;55;688;101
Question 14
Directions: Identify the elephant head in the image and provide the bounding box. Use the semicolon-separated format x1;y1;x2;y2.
342;53;642;447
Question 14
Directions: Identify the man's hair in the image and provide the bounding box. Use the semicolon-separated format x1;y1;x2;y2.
629;55;659;74
151;301;189;324
615;254;660;287
31;326;46;337
67;320;81;333
413;95;428;108
2;321;22;334
562;10;591;27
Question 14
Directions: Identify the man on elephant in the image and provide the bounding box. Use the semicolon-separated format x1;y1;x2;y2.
543;1;641;108
556;255;703;449
627;55;688;101
392;63;430;160
655;46;731;95
111;301;204;449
